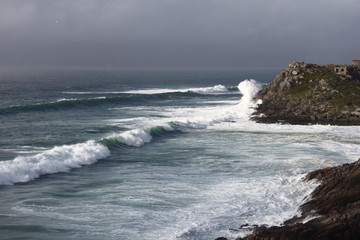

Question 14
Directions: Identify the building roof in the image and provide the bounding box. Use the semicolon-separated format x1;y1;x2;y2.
352;59;360;61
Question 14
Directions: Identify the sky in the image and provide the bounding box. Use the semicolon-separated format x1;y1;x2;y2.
0;0;359;68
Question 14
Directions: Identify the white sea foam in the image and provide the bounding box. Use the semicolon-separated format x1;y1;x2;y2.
202;100;239;105
121;88;181;94
105;79;261;133
64;85;229;96
117;129;153;147
121;85;229;95
315;140;360;163
0;141;110;185
188;85;229;94
1;146;49;155
63;91;127;95
170;79;262;128
142;173;318;240
56;98;77;102
236;79;262;117
105;124;173;147
103;79;262;143
55;97;105;103
63;91;96;94
105;117;149;124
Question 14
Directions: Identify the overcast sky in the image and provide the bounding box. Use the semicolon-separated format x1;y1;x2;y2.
0;0;359;68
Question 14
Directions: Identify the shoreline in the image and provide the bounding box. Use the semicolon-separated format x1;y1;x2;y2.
216;158;360;240
237;158;360;240
216;61;360;239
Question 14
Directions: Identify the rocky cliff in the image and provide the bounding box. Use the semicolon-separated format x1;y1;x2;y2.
215;158;360;240
252;61;360;125
235;158;360;240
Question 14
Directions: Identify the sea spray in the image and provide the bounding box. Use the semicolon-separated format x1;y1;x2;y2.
0;141;110;185
172;79;263;128
236;79;262;118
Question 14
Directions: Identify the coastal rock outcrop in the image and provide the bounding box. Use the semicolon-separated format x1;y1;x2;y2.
252;61;360;125
214;62;360;240
234;158;360;240
214;159;360;240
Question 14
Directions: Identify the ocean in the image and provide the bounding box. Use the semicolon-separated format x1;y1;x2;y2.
0;67;359;240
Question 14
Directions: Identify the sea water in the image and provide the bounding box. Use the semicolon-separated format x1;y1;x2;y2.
0;67;359;240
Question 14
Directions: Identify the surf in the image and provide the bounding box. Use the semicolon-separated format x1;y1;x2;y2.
0;141;110;185
0;80;261;185
0;88;236;115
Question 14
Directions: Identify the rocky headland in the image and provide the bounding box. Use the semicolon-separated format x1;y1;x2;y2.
216;158;360;240
252;61;360;125
215;63;360;240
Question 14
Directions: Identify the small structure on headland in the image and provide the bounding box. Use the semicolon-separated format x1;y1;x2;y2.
353;59;360;67
334;59;360;75
334;66;347;75
252;60;360;125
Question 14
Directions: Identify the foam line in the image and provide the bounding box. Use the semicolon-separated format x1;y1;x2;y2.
121;85;229;95
0;141;110;185
103;124;174;147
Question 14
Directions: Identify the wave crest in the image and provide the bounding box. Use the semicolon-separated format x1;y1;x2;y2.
0;80;262;185
102;124;174;148
0;141;110;185
120;85;229;95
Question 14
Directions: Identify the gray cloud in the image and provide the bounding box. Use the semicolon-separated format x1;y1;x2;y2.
0;0;359;67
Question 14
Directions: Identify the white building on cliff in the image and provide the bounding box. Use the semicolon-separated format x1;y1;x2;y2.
352;59;360;67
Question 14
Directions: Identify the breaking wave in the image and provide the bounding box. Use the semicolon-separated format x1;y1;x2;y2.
170;79;262;128
0;141;110;185
101;125;174;148
0;125;178;185
92;85;232;95
0;88;235;115
0;80;262;185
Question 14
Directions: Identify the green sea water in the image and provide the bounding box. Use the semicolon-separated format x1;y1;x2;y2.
1;67;359;240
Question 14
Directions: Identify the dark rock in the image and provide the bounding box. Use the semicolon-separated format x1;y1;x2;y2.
233;158;360;240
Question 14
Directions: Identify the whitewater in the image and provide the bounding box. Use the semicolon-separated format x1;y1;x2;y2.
0;67;359;240
0;80;259;185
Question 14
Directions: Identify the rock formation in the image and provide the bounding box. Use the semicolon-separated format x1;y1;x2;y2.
214;62;360;240
235;158;360;240
215;158;360;240
252;61;360;125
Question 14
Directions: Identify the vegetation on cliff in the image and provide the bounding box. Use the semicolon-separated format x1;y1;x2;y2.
213;63;360;240
252;61;360;125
